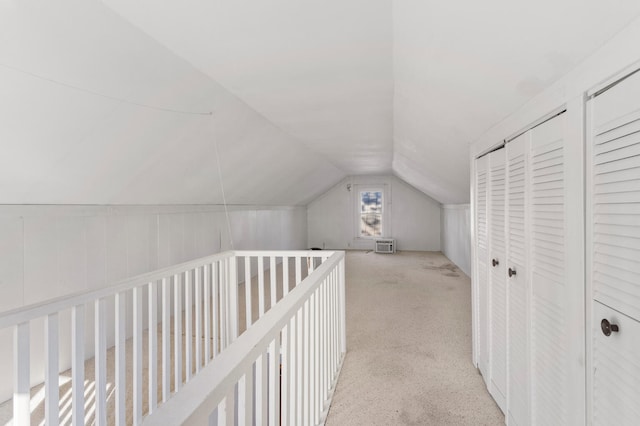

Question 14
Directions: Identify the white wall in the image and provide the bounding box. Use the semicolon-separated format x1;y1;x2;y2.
307;175;441;251
441;204;471;277
0;204;306;403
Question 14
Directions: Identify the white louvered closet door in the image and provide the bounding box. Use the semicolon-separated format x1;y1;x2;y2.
506;133;530;426
588;69;640;426
489;148;507;410
529;115;569;426
476;154;490;377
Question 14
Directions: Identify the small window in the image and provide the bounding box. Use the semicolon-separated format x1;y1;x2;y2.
360;191;383;237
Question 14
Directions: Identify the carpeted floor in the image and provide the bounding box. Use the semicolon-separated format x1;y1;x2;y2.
325;250;504;426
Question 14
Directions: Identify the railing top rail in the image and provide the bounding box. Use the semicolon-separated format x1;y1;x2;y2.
232;249;335;257
0;250;236;329
142;250;345;426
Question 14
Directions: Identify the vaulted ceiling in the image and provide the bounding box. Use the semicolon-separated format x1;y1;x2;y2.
2;0;640;205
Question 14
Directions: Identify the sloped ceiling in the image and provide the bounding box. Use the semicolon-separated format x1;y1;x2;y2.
3;1;640;205
0;0;345;205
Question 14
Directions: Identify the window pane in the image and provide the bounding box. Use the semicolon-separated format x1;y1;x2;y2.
360;191;382;237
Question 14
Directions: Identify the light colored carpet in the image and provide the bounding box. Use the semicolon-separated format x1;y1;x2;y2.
325;250;504;426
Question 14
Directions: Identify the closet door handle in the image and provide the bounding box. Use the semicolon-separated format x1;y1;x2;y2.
601;319;619;336
492;259;499;267
508;268;516;278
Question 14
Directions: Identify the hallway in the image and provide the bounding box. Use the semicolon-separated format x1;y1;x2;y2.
326;251;503;425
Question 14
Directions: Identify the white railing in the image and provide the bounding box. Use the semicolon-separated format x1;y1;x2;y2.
0;250;341;425
143;250;346;426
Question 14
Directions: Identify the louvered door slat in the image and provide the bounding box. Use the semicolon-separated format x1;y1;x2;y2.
594;154;640;174
595;128;640;154
595;202;640;215
594;167;640;186
594;141;640;165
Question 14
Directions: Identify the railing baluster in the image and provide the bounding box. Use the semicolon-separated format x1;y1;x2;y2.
303;299;311;426
327;276;333;384
195;266;202;372
268;335;281;426
340;259;347;354
325;276;330;400
220;260;228;350
256;351;268;426
162;277;171;401
217;393;235;426
212;262;219;357
14;321;30;426
229;256;238;342
258;256;265;318
115;292;126;426
295;257;302;287
45;312;60;425
174;274;183;391
288;315;297;424
319;279;325;407
328;272;334;379
282;256;289;296
308;256;314;275
226;388;236;425
316;287;322;421
133;287;143;424
239;368;253;426
333;268;339;374
184;270;192;382
71;305;85;426
313;289;319;423
204;264;211;364
281;322;289;426
270;256;277;308
95;298;107;425
149;281;158;413
217;398;227;426
244;256;252;330
330;270;336;376
296;308;303;426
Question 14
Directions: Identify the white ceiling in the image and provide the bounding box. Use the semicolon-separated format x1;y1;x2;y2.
3;0;640;205
102;0;394;175
0;0;344;205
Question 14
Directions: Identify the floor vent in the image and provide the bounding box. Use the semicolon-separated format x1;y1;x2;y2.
375;239;396;254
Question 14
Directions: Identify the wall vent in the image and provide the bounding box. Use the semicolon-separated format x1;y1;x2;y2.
375;238;396;254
